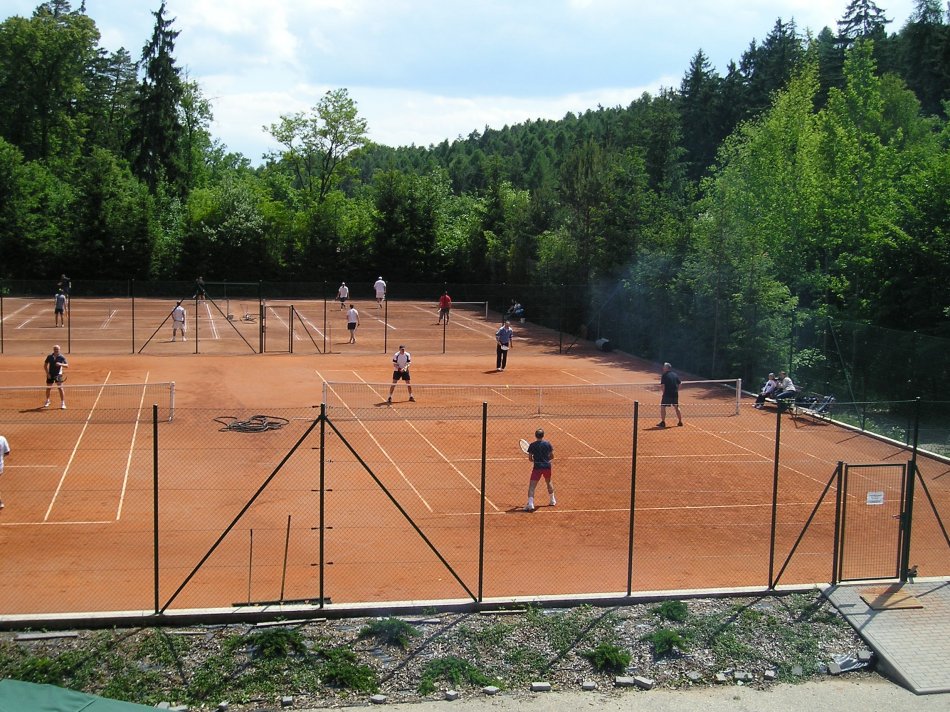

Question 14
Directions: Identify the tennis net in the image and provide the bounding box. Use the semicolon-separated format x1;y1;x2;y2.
0;382;175;423
322;379;741;421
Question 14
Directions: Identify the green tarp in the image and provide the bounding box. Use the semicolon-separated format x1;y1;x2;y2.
0;679;157;711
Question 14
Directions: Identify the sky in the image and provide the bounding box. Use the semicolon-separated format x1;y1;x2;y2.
5;0;919;163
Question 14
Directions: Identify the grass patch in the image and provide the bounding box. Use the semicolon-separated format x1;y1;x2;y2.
246;627;307;659
318;646;377;693
503;645;548;680
418;656;499;695
525;605;604;656
642;628;688;657
458;621;516;648
359;618;420;650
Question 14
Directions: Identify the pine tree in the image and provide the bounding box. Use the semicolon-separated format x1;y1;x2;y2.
837;0;891;43
900;0;948;115
128;1;185;195
678;50;720;181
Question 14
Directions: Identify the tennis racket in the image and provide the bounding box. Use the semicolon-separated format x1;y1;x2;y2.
520;438;530;454
55;373;66;384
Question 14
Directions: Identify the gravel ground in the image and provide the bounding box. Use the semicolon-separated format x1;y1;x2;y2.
0;591;883;710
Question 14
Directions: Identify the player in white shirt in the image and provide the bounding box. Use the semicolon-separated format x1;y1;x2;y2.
171;301;186;341
387;345;415;404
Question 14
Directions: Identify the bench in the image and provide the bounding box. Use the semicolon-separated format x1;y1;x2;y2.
764;392;835;419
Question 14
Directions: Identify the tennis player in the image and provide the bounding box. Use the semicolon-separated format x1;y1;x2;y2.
495;320;513;371
171;300;186;341
346;304;360;343
525;428;555;512
0;432;9;509
657;362;683;428
337;282;349;310
387;345;415;403
438;291;452;323
373;276;386;307
43;344;68;409
53;289;67;327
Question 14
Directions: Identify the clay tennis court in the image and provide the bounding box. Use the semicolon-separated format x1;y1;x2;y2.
0;298;947;617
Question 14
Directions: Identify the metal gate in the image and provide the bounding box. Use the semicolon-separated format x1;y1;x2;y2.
837;463;907;581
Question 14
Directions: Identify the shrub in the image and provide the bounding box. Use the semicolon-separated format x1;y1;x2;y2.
319;647;377;692
360;617;420;649
642;628;687;656
245;628;307;659
582;642;631;673
652;600;688;622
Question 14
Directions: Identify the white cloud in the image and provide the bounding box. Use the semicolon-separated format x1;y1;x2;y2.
2;0;920;161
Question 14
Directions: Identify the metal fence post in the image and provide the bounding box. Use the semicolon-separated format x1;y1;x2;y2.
626;401;639;596
768;405;782;588
899;397;921;581
478;402;488;602
319;403;326;609
131;279;135;354
153;403;160;615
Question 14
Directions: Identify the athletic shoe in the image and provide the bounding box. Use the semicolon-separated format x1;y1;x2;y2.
753;404;762;409
61;403;66;409
677;421;683;426
524;503;535;512
656;421;666;428
409;396;415;402
43;400;50;408
387;397;392;404
550;496;556;506
0;500;4;509
497;367;502;371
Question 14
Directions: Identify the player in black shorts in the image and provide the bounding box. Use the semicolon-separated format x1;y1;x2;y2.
387;345;415;403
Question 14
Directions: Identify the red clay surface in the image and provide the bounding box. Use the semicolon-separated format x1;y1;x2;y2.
0;299;947;616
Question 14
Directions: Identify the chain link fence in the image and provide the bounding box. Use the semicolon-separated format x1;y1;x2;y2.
0;397;947;621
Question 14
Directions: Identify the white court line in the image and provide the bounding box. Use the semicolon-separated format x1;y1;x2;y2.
438;500;833;518
44;372;113;522
203;301;220;339
0;465;59;470
115;372;150;521
560;370;596;384
682;419;839;490
2;519;114;527
1;303;33;323
402;419;502;512
365;312;396;330
558;370;646;407
316;370;432;512
100;309;119;329
543;420;609;457
409;304;493;337
17;317;37;328
354;367;502;510
266;305;303;341
300;314;326;338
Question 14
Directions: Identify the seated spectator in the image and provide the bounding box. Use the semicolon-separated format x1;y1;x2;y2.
506;300;525;321
774;371;797;401
754;373;779;408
